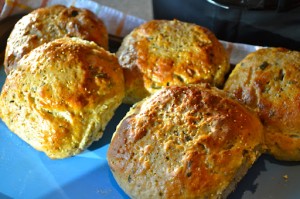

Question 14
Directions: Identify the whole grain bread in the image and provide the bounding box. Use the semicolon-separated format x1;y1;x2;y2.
107;84;264;199
224;47;300;161
0;37;124;159
4;4;108;74
117;19;230;104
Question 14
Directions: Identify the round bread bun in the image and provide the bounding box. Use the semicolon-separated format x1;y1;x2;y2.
224;47;300;161
4;4;108;74
117;19;230;104
0;37;124;159
107;84;264;199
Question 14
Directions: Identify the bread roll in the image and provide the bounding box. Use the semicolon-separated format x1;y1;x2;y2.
0;37;124;159
224;47;300;161
4;4;108;74
107;84;264;199
117;19;230;104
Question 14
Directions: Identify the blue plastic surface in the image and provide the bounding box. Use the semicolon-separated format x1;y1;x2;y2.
1;67;300;199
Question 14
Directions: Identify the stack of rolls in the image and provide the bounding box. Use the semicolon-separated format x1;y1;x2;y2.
108;19;300;198
1;4;300;198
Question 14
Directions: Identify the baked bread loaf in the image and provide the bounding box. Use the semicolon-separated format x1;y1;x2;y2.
224;47;300;161
4;4;108;74
107;84;264;199
0;37;124;159
117;19;230;104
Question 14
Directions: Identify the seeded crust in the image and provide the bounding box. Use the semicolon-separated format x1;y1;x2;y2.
117;19;230;104
0;37;124;159
4;4;108;74
224;47;300;161
107;85;264;199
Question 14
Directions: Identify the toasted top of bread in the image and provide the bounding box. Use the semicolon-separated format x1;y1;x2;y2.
4;4;108;74
0;37;124;159
117;19;230;104
224;47;300;161
108;84;264;198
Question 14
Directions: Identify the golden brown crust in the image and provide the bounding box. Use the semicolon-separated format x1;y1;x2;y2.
107;85;264;199
224;47;300;161
117;19;230;104
4;4;108;74
0;37;124;159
